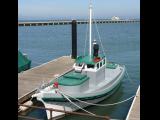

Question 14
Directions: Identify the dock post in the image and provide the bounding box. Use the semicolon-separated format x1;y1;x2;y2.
71;20;77;59
50;110;52;120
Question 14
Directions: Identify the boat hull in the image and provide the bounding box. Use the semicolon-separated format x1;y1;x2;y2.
41;81;121;108
38;81;122;120
40;65;125;102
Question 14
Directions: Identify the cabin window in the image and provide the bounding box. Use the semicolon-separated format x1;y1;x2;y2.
100;62;102;67
87;64;94;68
76;63;83;67
103;59;105;65
97;63;99;69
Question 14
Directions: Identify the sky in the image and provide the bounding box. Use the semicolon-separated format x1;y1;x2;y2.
18;0;140;20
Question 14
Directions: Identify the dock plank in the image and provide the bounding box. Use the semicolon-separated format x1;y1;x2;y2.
18;56;74;101
126;86;140;120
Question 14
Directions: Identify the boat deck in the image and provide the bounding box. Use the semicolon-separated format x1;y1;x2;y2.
18;56;74;103
126;86;140;120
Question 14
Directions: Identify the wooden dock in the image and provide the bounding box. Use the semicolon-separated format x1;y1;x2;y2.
126;86;140;120
18;56;74;103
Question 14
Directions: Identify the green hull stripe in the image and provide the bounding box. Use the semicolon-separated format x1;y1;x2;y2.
42;82;121;102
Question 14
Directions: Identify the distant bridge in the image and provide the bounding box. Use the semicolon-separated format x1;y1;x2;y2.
18;19;140;26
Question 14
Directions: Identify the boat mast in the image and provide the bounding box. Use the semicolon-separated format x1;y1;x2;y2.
89;0;92;57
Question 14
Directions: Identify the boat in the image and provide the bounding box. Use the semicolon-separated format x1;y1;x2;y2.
32;0;125;119
18;50;31;73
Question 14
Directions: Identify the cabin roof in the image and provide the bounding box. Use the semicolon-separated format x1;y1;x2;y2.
76;55;105;65
58;71;89;86
76;56;95;65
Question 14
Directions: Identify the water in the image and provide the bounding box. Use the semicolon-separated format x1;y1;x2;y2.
18;23;140;120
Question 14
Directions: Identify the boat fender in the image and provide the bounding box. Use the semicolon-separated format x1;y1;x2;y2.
53;82;59;88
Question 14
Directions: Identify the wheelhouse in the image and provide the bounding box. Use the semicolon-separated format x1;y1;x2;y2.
73;55;106;72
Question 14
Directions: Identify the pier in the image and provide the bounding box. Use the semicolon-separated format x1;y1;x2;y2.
126;86;140;120
18;19;140;26
18;56;74;104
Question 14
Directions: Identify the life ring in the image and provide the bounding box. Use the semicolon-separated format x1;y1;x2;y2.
94;57;101;62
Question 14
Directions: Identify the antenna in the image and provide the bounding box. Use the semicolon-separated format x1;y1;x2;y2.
89;0;92;57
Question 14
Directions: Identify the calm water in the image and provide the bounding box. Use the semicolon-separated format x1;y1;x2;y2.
18;23;140;120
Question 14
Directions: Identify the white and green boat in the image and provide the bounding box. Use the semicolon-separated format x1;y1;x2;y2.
32;0;125;119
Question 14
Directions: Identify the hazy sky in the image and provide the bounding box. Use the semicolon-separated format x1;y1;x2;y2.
18;0;140;20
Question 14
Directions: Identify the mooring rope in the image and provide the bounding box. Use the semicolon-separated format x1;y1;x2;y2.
58;90;135;107
125;68;135;84
58;90;96;115
58;90;122;120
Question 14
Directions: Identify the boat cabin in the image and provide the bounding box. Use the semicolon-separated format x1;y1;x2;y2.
72;41;107;88
73;55;106;72
57;41;107;93
73;55;106;88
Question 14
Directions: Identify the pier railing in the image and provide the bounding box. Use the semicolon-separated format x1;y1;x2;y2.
18;19;140;26
18;104;110;120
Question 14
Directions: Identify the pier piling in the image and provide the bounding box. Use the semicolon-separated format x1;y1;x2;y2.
71;20;77;59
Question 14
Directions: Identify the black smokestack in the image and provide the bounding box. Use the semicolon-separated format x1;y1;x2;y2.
71;20;77;59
